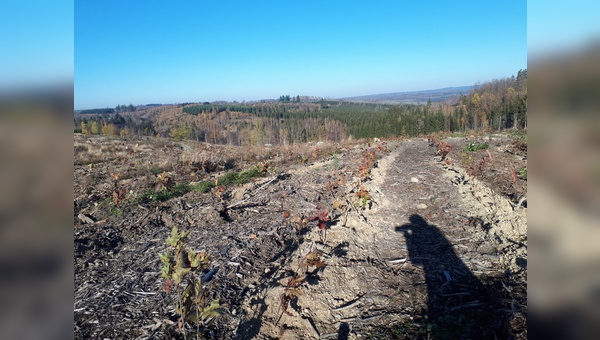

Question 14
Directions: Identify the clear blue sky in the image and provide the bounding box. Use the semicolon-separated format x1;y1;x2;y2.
75;1;526;109
528;0;600;58
0;0;73;91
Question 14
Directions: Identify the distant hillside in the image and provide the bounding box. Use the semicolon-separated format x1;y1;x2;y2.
342;86;475;104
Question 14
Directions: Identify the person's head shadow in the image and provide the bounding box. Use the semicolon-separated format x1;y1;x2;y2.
395;214;508;339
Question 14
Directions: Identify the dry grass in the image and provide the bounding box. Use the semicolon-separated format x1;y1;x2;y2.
177;140;353;173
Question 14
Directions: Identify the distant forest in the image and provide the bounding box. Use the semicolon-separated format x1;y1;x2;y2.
78;104;137;115
74;70;526;144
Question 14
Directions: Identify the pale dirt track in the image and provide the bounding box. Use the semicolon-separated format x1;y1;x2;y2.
240;139;526;339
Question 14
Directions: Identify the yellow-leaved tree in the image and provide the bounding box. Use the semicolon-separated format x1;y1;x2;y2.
169;123;192;141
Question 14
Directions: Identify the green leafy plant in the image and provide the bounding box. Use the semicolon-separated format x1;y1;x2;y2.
136;183;191;204
354;186;372;208
159;226;225;337
149;166;163;175
330;153;342;170
171;183;191;195
218;163;268;187
186;163;269;197
463;141;489;152
518;167;527;180
190;180;215;193
218;171;239;186
236;166;263;183
136;189;169;203
110;207;122;216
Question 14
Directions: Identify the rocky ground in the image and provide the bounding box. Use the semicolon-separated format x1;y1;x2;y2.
74;132;527;339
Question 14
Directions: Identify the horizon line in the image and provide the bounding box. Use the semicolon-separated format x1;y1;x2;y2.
75;84;479;111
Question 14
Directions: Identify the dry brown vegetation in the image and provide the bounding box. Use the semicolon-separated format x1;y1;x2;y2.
75;131;526;339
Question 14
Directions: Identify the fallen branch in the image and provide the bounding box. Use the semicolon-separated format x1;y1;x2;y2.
256;226;280;237
227;173;281;209
77;213;95;224
388;258;407;264
332;294;365;311
516;196;527;209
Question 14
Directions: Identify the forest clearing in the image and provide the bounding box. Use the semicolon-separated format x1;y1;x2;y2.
74;130;527;339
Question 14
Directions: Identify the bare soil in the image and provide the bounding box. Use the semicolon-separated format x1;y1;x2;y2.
74;133;527;339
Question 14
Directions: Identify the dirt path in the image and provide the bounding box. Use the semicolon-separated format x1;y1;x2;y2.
74;136;527;339
234;139;526;339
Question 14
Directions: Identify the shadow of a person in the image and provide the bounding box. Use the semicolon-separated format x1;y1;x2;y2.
395;214;505;339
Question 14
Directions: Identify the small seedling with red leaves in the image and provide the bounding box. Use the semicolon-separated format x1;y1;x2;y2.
477;157;485;173
112;188;127;206
309;208;330;242
311;147;320;159
376;143;389;153
279;274;306;318
428;136;438;146
214;186;225;201
510;168;519;183
332;199;346;210
299;250;326;273
337;174;346;187
257;161;270;174
325;180;337;196
358;150;377;181
109;172;122;183
436;141;452;160
354;186;372;209
109;172;126;206
156;171;174;192
478;151;494;173
291;215;309;235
